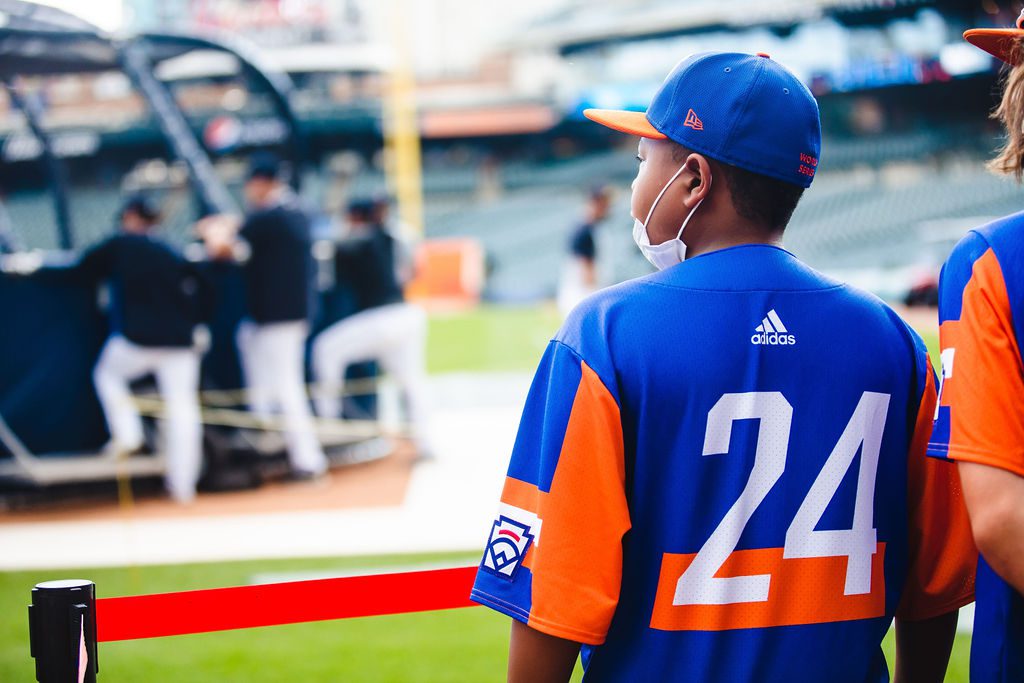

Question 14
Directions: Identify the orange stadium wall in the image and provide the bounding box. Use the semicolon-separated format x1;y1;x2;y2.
404;238;485;310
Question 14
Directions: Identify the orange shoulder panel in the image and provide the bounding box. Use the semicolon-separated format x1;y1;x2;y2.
526;361;631;645
941;249;1024;477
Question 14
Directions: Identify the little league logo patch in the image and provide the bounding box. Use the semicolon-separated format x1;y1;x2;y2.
482;516;535;581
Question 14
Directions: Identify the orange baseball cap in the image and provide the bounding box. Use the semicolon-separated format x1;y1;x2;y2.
964;9;1024;65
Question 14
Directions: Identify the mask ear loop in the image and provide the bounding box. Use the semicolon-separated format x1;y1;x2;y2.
643;163;690;228
674;172;712;241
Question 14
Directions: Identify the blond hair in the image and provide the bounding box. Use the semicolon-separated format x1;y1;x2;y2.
990;40;1024;180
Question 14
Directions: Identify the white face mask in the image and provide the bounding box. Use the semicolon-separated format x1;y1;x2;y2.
632;164;711;271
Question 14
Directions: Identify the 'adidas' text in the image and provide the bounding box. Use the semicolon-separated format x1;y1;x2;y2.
751;309;796;346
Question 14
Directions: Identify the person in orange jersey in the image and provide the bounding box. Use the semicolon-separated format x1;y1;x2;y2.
929;11;1024;683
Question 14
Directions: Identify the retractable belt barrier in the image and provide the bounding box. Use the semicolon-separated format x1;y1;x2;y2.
28;565;478;683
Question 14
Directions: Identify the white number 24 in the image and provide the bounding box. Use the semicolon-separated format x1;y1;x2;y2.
674;391;890;606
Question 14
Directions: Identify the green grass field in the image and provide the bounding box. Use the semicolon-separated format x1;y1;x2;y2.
426;304;564;374
1;305;961;681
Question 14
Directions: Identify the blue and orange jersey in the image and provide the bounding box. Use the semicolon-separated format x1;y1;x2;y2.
929;212;1024;683
473;244;975;682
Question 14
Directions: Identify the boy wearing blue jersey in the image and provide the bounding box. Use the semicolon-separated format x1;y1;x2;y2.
471;52;976;682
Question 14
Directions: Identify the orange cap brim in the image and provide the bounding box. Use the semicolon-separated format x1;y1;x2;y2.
964;28;1024;66
583;109;667;139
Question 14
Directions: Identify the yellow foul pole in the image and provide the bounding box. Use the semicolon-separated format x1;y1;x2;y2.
384;0;425;239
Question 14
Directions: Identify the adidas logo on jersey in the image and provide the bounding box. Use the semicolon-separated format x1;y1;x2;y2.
751;309;796;346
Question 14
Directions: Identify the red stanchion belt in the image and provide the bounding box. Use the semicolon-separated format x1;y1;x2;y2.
96;565;478;642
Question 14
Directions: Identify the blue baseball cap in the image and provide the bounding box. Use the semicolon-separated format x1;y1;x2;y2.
584;52;821;188
120;193;161;222
347;197;376;220
247;151;283;181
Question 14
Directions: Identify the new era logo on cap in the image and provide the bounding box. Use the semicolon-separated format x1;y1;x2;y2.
752;309;796;346
684;109;704;131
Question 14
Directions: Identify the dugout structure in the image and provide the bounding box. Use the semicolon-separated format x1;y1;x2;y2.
0;0;386;490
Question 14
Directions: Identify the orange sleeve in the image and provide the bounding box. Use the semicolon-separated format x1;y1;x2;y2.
522;361;631;644
939;249;1024;477
897;367;977;621
472;342;630;645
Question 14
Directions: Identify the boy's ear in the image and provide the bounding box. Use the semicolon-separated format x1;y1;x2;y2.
684;154;711;193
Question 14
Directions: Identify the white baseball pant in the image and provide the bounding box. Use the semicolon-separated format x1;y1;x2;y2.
311;303;432;450
557;259;598;318
92;335;202;503
236;319;327;475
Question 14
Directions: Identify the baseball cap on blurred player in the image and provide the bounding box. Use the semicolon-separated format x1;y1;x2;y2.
584;51;821;188
120;194;160;223
964;9;1024;65
247;152;283;181
347;197;376;222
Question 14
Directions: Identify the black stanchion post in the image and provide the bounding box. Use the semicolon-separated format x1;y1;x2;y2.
29;580;98;683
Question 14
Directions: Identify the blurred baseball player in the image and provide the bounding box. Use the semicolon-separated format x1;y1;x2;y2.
311;198;433;457
929;14;1024;682
556;185;612;317
471;52;975;682
69;195;209;503
203;155;328;478
372;194;417;285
